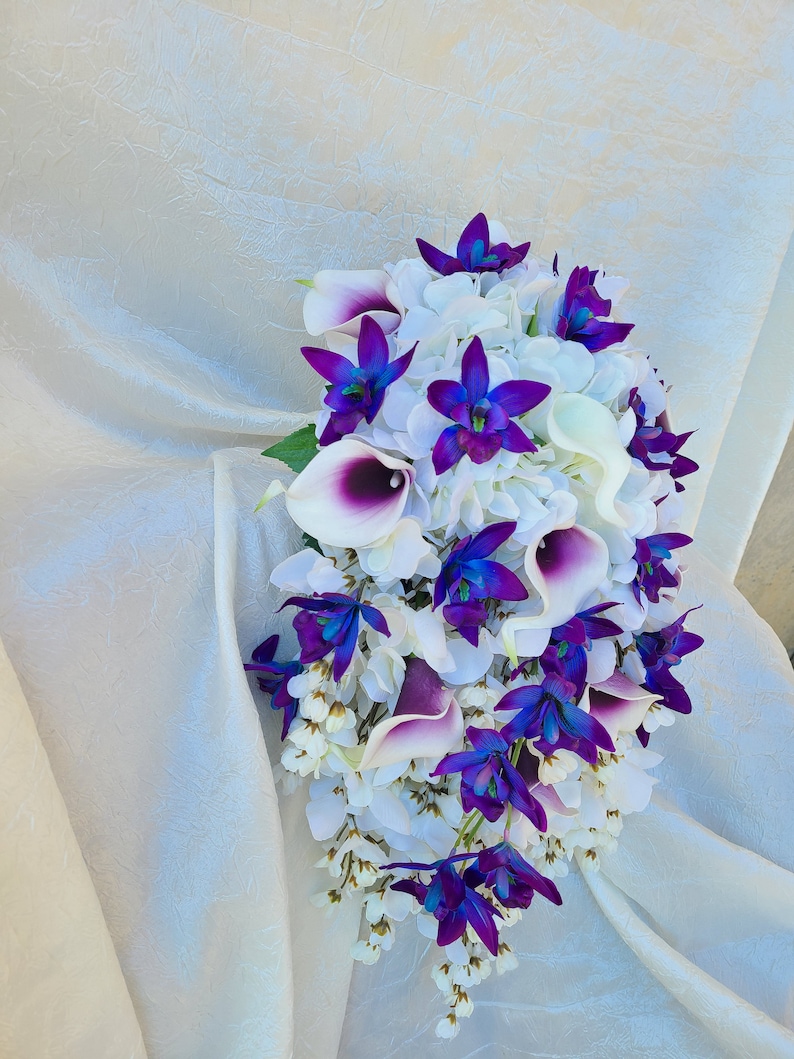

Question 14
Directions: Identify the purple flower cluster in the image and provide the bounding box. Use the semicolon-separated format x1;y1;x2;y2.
555;266;634;352
628;389;698;493
244;635;303;739
635;608;704;741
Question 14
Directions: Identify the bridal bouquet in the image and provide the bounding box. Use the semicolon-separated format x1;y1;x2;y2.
250;214;702;1037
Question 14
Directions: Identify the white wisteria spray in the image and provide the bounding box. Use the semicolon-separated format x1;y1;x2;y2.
249;213;702;1038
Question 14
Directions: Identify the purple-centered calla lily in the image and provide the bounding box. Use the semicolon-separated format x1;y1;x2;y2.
628;389;698;493
386;853;503;954
556;266;634;352
473;841;562;909
582;669;660;742
416;212;531;276
433;521;528;646
432;725;547;828
280;593;389;682
359;657;463;771
301;316;415;445
244;635;303;740
632;532;692;604
535;603;623;697
284;438;415;548
496;674;614;765
302;268;403;337
427;336;550;474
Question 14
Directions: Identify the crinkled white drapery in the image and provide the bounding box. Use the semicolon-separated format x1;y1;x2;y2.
2;2;794;1056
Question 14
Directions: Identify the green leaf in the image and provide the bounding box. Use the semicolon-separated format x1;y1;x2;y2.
261;425;318;473
302;532;322;553
295;278;314;288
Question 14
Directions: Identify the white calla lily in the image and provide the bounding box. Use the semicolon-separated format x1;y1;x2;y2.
546;393;631;527
303;268;403;337
582;669;660;741
285;439;415;548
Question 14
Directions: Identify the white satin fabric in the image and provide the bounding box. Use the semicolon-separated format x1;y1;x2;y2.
2;3;794;1057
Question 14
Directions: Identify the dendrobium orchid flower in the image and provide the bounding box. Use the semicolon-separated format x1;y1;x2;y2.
474;841;562;909
536;603;623;697
497;674;614;765
632;532;692;603
416;212;531;276
427;336;550;473
628;389;698;492
433;725;547;827
284;438;415;548
433;521;528;646
387;853;504;953
281;593;390;681
555;266;634;352
244;635;304;739
358;657;464;771
301;316;415;445
634;608;704;729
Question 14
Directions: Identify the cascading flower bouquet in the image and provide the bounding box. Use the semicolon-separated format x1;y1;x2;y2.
250;213;702;1037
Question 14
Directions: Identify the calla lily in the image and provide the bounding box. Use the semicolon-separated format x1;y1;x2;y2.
546;393;631;527
581;669;659;741
501;524;610;662
359;657;463;771
303;269;403;337
285;438;415;548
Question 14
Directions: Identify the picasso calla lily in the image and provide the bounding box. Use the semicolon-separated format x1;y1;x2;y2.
301;315;415;445
358;657;464;771
427;336;550;474
303;268;403;337
582;669;660;742
284;438;415;548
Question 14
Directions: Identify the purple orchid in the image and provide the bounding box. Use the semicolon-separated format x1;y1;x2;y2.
433;521;528;646
628;389;698;493
387;853;503;954
537;603;623;697
244;635;303;739
556;266;634;352
280;593;389;682
473;841;562;910
634;608;704;740
633;532;692;604
301;315;415;445
416;213;531;276
496;674;615;765
427;336;550;474
432;725;547;828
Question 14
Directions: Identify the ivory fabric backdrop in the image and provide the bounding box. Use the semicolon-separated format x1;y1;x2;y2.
1;2;794;1057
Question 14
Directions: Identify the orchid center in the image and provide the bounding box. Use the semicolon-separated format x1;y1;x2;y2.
471;400;491;433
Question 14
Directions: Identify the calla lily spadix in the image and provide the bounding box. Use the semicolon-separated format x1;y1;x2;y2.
581;669;660;741
546;393;631;527
358;657;463;771
302;268;403;337
284;438;415;548
501;523;609;664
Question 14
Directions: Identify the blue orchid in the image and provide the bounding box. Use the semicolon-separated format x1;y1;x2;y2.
244;635;303;739
386;853;503;954
416;212;531;276
427;336;550;473
556;265;634;352
432;725;547;828
301;315;415;445
280;593;390;682
496;674;614;765
433;521;528;645
473;841;562;910
633;533;692;604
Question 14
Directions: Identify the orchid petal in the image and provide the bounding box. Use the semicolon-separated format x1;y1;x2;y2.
303;269;402;337
488;380;551;416
546;393;632;527
359;658;464;770
584;669;660;740
285;438;414;548
461;337;489;403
